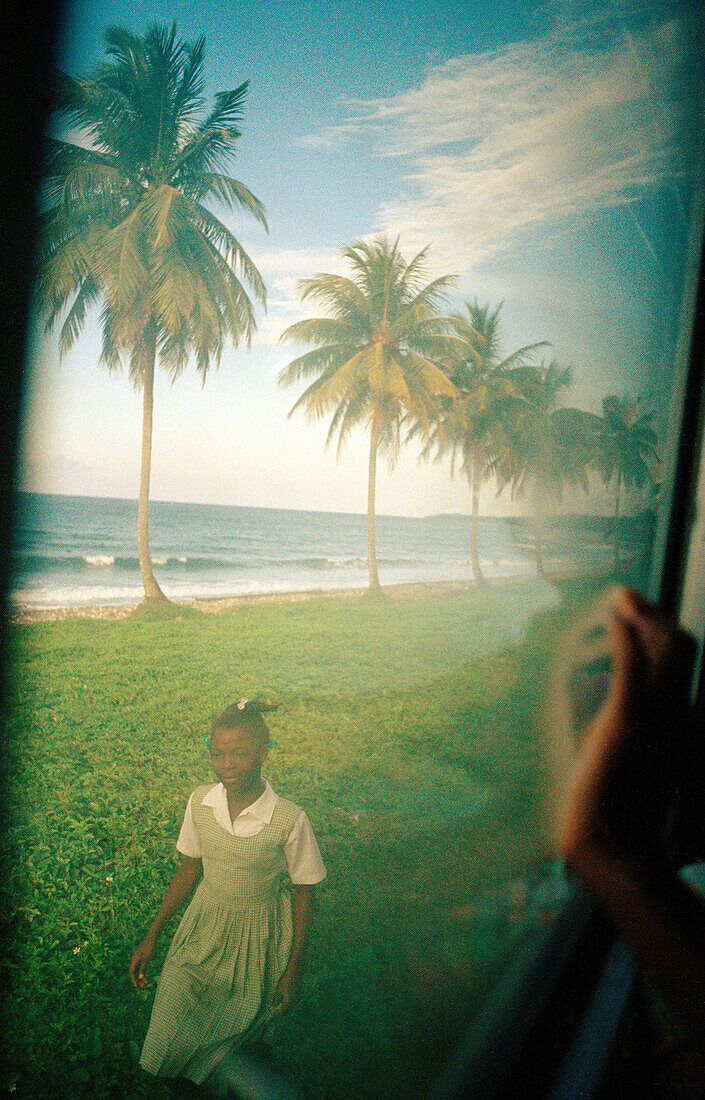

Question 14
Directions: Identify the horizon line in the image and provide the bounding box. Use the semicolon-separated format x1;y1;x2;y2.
16;487;645;522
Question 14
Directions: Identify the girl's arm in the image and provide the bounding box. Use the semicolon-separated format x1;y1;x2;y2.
129;855;202;988
272;884;315;1014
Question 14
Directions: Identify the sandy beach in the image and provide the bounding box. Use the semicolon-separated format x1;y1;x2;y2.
9;578;492;624
8;562;613;625
14;495;626;625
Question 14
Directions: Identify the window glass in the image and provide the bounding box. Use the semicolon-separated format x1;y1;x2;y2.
5;2;705;1098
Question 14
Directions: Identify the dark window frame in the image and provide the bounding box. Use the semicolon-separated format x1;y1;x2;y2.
2;8;704;1099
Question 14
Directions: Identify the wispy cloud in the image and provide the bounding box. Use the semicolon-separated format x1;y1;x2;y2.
250;245;341;346
302;5;696;271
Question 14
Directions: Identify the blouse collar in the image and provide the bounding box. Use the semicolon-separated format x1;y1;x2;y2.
202;779;278;831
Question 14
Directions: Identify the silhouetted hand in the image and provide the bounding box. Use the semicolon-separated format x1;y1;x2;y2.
553;587;695;866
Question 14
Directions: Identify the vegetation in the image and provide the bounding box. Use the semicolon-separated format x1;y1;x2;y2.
21;23;663;1094
491;364;593;576
0;580;605;1100
36;23;267;602
416;301;549;583
279;236;457;591
594;396;658;572
34;18;661;595
280;261;660;583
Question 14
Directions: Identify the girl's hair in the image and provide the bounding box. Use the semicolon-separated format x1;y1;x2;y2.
210;699;278;748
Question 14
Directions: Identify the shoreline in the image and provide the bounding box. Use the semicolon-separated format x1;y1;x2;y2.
8;564;614;625
8;576;521;624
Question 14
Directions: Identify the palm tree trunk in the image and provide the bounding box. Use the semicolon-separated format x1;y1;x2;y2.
534;526;545;577
468;445;486;585
138;326;167;603
367;417;381;591
613;474;622;576
532;483;546;578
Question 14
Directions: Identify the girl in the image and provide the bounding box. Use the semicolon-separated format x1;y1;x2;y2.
129;699;326;1090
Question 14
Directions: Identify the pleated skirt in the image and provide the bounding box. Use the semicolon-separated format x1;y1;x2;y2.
140;879;294;1084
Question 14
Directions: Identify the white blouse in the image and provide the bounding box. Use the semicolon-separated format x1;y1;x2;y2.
176;780;327;885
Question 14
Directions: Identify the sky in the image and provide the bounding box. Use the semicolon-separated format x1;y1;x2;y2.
18;0;705;516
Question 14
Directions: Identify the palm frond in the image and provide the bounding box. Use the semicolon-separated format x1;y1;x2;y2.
172;33;206;120
400;243;431;286
496;341;551;372
152;227;258;354
172;80;249;177
97;303;123;373
58;277;100;356
91;205;150;313
296;273;371;327
286;348;373;420
40;23;264;389
277;345;354;388
326;383;371;454
182;200;267;302
37;218;106;324
197;82;248;134
280;317;359;349
406;273;458;312
401;351;457;398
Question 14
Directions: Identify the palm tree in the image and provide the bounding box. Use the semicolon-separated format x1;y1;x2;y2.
594;396;659;573
490;361;573;575
490;363;608;576
36;24;267;602
420;301;548;584
279;235;457;591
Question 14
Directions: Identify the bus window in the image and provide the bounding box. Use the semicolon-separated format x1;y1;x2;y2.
4;2;705;1098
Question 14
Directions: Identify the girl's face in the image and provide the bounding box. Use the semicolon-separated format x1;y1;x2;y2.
210;725;267;793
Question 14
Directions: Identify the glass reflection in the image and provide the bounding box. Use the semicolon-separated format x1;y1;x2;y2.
5;1;705;1097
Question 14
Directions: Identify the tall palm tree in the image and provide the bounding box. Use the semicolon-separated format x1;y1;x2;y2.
490;361;575;576
594;396;658;573
420;301;548;584
490;363;609;577
36;23;267;602
279;235;457;591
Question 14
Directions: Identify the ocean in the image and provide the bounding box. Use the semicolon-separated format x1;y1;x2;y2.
10;493;646;610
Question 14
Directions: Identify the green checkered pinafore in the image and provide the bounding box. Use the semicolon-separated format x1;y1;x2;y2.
140;786;301;1084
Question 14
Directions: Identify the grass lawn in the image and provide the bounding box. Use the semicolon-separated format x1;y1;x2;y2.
0;576;606;1099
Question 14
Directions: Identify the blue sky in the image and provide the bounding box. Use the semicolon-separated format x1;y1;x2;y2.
19;0;703;515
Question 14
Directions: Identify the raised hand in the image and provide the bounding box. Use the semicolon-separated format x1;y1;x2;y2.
552;587;694;865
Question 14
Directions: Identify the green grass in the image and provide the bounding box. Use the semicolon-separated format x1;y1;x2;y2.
0;576;606;1099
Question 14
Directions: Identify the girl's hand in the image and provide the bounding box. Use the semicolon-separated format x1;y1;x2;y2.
272;969;301;1015
129;936;156;989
